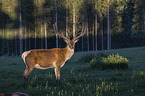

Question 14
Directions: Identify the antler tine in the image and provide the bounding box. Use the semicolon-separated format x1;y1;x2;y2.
66;30;70;40
73;23;86;41
53;22;68;40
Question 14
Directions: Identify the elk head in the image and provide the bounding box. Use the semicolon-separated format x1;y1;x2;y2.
53;23;86;50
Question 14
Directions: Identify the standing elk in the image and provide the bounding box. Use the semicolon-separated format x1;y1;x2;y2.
22;23;86;86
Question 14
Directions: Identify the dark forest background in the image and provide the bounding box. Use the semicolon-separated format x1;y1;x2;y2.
0;0;145;56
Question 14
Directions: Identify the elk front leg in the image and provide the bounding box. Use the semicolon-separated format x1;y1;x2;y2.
54;67;60;86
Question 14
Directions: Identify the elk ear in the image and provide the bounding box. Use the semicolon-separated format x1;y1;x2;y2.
74;39;79;43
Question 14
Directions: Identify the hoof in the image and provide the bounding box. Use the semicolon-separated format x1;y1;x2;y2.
55;80;60;86
24;77;28;85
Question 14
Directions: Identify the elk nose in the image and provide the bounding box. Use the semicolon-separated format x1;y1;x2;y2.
70;46;74;49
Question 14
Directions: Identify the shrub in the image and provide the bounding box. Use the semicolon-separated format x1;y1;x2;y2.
90;53;129;70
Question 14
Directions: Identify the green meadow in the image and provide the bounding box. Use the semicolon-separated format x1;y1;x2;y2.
0;47;145;96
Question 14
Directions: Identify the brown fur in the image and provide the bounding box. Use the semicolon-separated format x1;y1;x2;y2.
22;45;74;86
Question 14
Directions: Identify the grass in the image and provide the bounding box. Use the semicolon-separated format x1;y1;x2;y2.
0;47;145;96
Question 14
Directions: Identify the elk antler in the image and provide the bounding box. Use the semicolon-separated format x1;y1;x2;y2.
53;22;69;40
73;23;86;41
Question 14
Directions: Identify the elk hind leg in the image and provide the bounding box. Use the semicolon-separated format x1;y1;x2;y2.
23;65;34;85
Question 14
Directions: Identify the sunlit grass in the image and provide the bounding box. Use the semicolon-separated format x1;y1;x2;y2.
0;47;145;96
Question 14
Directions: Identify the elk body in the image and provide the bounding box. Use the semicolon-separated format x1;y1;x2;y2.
22;23;86;86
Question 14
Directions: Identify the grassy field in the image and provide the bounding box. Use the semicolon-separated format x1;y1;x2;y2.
0;47;145;96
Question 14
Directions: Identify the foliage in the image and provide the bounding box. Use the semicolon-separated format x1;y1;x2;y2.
0;0;145;56
133;0;144;34
122;0;135;36
109;0;125;34
90;53;129;70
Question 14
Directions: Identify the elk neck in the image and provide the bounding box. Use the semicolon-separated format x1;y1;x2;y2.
64;45;74;61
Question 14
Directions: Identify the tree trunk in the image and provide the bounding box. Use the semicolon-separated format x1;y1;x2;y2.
19;1;23;55
29;26;31;50
55;0;58;48
82;23;84;51
15;31;17;56
1;25;4;55
66;0;68;38
44;15;47;49
92;23;94;51
7;41;9;55
73;4;76;38
110;29;111;49
95;2;98;51
143;0;145;35
7;31;9;55
86;14;89;51
24;28;26;51
34;16;37;49
101;14;103;50
107;0;110;50
41;18;43;49
34;0;37;49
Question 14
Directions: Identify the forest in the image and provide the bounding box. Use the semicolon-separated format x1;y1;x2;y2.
0;0;145;56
